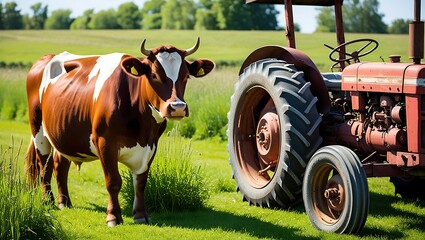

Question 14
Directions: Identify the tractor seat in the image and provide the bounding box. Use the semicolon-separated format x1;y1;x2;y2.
322;72;342;91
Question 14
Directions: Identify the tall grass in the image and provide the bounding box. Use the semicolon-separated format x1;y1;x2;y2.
0;137;65;239
167;67;237;140
0;68;28;122
121;127;210;213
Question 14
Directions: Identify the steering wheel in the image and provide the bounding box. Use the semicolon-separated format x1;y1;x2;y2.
325;38;379;64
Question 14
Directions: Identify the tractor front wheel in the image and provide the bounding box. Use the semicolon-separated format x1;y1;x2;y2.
303;145;369;234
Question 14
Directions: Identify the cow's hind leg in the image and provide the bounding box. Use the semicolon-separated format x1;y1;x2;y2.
53;152;72;209
32;132;55;204
133;171;150;224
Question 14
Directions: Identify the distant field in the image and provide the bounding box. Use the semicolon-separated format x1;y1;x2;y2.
0;30;410;71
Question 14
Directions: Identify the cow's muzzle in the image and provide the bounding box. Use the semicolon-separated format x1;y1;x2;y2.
168;101;188;118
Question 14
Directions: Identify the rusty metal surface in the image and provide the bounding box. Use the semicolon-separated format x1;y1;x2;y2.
284;0;296;48
342;62;410;93
362;163;412;178
246;0;336;6
409;0;424;64
342;62;425;94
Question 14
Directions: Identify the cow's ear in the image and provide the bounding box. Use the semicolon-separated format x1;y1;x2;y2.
187;59;215;78
121;57;149;77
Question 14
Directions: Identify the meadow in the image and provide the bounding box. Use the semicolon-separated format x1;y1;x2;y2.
1;30;425;239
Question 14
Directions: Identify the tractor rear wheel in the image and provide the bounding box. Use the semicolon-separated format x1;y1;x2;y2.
228;59;322;208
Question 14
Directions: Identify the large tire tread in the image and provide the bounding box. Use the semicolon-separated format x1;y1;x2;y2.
229;58;322;209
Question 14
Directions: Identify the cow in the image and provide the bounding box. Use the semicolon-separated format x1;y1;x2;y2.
25;38;215;226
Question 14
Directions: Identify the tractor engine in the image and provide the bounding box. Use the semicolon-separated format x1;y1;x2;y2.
323;91;408;155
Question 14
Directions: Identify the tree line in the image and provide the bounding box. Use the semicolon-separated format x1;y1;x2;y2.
316;0;410;34
0;0;279;30
0;0;410;33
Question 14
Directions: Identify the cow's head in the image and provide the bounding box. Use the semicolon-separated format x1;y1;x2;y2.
122;38;214;121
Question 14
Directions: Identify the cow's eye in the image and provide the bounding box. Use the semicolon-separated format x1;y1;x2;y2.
152;73;159;81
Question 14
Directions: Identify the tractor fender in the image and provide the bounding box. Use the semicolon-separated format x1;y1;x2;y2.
240;46;331;115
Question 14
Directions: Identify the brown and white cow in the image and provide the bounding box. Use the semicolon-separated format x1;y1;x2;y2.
25;38;214;226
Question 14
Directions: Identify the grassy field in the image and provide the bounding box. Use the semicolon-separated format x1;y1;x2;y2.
1;30;424;239
1;120;425;239
0;30;411;71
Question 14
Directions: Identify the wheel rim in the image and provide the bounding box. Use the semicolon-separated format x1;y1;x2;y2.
234;85;280;188
311;163;345;224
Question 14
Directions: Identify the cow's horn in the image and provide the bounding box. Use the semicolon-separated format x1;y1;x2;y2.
185;37;200;56
140;39;151;56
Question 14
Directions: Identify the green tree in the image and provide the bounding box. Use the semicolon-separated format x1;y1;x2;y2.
249;3;279;30
316;0;387;33
195;8;215;30
44;9;72;29
316;7;335;32
117;2;141;29
218;0;278;30
388;18;409;34
161;0;195;30
0;3;5;29
22;14;31;29
88;9;120;29
70;9;94;29
141;0;165;29
3;2;23;29
30;3;48;29
346;0;387;33
195;1;226;30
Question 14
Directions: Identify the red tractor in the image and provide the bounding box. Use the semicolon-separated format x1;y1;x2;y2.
228;0;424;234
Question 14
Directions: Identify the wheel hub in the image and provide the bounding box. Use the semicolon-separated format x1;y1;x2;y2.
256;111;279;169
324;174;345;212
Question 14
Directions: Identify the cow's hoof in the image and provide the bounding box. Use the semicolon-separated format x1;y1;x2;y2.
134;217;151;224
58;202;72;210
107;220;120;227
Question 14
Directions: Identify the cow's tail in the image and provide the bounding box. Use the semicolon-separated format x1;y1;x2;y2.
25;137;38;188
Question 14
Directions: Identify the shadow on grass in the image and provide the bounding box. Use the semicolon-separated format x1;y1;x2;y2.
151;207;317;239
79;190;425;239
84;202;317;239
360;191;425;239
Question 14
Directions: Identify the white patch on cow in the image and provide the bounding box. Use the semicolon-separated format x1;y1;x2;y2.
132;174;138;211
156;51;182;83
149;104;165;123
33;124;51;156
118;144;156;175
89;135;98;157
39;52;96;102
88;53;125;102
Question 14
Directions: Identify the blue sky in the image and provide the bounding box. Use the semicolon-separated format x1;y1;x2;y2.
5;0;424;33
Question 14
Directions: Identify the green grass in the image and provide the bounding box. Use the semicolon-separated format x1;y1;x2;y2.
0;69;28;122
0;137;65;239
1;120;425;239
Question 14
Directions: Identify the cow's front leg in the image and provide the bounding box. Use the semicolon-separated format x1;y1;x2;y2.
133;171;150;224
53;152;72;209
95;137;123;227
